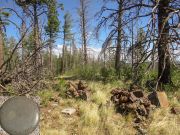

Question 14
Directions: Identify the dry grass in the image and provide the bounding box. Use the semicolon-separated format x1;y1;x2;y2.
148;108;180;135
92;90;107;104
148;92;180;135
39;80;180;135
78;102;100;127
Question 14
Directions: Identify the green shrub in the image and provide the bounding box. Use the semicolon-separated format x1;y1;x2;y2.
100;67;117;82
133;63;148;85
53;78;67;97
172;66;180;88
37;90;53;106
120;64;132;80
79;66;99;79
66;64;101;80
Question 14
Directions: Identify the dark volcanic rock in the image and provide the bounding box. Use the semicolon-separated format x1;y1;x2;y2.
111;87;153;118
66;80;91;100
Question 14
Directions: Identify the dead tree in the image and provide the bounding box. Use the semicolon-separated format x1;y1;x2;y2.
157;0;171;85
116;0;179;86
0;4;50;95
0;22;3;68
78;0;89;65
115;0;123;74
33;3;41;72
0;11;10;68
20;10;27;63
132;0;180;86
96;0;136;75
15;0;50;76
61;12;73;73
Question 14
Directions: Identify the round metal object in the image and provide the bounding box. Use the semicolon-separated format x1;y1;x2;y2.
0;96;39;135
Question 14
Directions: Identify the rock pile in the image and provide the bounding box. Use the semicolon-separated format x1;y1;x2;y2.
66;80;91;100
111;85;171;134
111;86;152;121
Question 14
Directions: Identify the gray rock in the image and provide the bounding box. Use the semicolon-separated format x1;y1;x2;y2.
0;96;40;135
61;108;76;115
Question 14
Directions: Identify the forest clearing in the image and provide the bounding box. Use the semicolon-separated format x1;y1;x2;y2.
39;79;180;135
0;0;180;135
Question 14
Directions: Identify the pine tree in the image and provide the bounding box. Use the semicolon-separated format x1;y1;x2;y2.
45;0;60;74
61;12;73;73
15;0;47;75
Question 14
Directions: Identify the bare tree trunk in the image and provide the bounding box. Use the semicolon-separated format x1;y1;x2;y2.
61;31;66;74
65;46;68;70
61;46;65;74
21;16;26;63
131;20;134;72
80;0;88;65
33;3;41;69
82;19;87;65
115;0;123;75
151;14;156;70
157;0;171;85
151;41;156;70
49;37;53;73
0;25;3;68
72;37;76;68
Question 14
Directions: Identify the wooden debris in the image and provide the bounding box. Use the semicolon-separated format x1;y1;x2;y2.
0;84;6;91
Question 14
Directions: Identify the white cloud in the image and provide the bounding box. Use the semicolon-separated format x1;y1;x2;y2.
52;45;63;57
87;47;101;59
52;44;101;59
174;50;180;55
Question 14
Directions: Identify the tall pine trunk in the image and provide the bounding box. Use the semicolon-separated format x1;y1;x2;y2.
0;24;3;68
61;31;66;74
49;36;53;73
157;0;171;85
33;3;41;69
115;0;123;75
80;0;88;65
21;17;26;63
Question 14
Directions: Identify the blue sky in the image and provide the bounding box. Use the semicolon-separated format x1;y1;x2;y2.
1;0;149;52
1;0;106;49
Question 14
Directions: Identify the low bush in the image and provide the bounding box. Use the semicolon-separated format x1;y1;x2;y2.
64;64;101;80
52;78;67;97
37;90;53;106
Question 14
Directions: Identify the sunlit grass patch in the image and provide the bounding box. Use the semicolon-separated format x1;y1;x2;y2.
39;80;179;135
169;97;180;107
92;90;107;104
78;102;100;127
79;126;98;135
37;90;54;106
98;104;114;118
148;108;180;135
41;129;67;135
98;112;135;135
